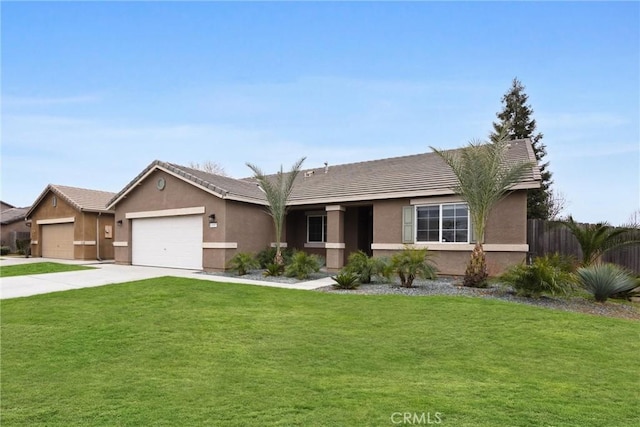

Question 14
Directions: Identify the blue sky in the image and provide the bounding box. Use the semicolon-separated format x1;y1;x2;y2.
2;1;638;225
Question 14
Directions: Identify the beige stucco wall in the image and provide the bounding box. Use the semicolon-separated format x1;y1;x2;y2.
28;191;114;260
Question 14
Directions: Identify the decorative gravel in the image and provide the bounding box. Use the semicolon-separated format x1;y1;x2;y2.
198;271;639;320
197;270;331;285
317;277;640;320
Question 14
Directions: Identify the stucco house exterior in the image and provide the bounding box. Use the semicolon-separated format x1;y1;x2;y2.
107;139;540;275
26;185;116;260
1;202;31;253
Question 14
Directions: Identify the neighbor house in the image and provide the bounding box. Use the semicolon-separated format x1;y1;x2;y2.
1;202;31;253
107;139;540;275
26;185;116;260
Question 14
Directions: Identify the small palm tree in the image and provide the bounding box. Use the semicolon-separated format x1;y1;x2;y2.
432;135;534;287
560;216;640;266
247;158;305;265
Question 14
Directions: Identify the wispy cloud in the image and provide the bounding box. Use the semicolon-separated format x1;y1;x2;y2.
3;94;102;107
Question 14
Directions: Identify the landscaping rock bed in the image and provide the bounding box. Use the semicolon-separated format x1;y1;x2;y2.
199;271;639;320
197;270;330;285
317;277;640;320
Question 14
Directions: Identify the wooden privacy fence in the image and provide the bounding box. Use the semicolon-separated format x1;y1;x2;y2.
527;219;640;275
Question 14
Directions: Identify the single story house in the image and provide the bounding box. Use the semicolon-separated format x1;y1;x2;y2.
1;202;31;253
107;139;540;275
26;185;116;260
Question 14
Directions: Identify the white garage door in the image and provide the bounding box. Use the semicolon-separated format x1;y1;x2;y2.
42;223;74;259
132;215;203;270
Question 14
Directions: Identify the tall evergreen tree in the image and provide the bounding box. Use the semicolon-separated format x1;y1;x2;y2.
490;78;552;219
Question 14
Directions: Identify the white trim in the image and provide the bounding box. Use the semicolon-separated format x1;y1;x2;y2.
325;205;345;212
126;206;205;219
371;243;528;252
202;242;238;249
31;240;38;245
325;243;345;249
304;242;326;249
73;241;96;246
410;196;465;205
270;242;288;248
113;241;129;247
36;217;75;225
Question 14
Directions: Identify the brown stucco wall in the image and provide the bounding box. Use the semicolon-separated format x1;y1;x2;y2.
28;191;114;260
113;169;274;271
370;191;529;276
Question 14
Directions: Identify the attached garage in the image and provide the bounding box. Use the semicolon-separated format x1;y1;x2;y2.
41;222;74;259
131;214;203;270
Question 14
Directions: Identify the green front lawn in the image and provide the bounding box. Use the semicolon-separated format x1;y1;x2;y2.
1;277;638;426
0;262;94;277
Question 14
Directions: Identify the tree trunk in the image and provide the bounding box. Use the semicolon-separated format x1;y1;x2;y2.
274;247;284;266
464;242;488;288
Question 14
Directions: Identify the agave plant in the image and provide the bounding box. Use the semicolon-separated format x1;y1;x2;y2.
576;263;639;303
331;271;360;290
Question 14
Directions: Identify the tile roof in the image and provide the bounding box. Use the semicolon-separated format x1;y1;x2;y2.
26;184;116;218
0;207;30;224
107;138;541;208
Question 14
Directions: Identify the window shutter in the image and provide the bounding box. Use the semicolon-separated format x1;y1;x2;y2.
402;206;414;243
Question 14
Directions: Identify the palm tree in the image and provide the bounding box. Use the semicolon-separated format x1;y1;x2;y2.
431;136;534;287
246;158;306;265
560;216;640;266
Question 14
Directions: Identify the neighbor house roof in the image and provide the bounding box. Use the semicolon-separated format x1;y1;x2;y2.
0;207;30;225
26;184;116;218
107;138;541;209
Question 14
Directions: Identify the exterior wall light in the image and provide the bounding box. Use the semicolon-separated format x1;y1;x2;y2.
116;220;123;227
208;214;217;228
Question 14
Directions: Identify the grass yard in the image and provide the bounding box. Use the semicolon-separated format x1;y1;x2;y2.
0;262;94;278
1;277;638;426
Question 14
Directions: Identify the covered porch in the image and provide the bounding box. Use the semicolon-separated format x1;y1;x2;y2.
285;204;373;272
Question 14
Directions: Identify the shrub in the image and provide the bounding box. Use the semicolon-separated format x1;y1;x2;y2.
263;262;285;277
284;251;323;280
0;246;10;256
227;252;259;276
16;239;31;257
343;251;390;283
331;271;360;289
390;246;437;288
576;263;639;303
257;247;294;268
499;254;577;298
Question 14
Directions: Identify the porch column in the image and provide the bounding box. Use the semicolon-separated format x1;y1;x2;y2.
326;205;345;272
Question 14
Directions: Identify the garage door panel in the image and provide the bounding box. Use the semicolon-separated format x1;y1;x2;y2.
42;223;74;259
132;215;203;270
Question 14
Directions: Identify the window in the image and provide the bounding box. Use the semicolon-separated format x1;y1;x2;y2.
307;215;327;242
416;203;469;243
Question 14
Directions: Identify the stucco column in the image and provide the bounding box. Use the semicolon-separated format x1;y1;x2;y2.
325;205;345;272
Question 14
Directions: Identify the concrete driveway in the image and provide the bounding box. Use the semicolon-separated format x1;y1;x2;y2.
0;257;332;299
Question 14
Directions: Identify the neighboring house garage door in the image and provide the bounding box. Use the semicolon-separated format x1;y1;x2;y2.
42;223;74;259
131;215;203;270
